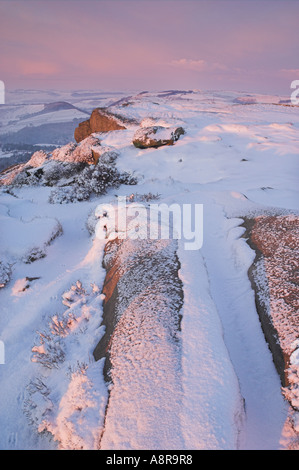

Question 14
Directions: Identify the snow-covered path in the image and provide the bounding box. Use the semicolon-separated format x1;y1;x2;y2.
178;245;244;449
198;192;289;449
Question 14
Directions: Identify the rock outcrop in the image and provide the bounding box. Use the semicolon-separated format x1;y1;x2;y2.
74;108;127;143
244;214;299;437
93;235;184;448
0;134;137;203
51;135;103;165
132;125;185;149
26;150;49;168
245;215;299;386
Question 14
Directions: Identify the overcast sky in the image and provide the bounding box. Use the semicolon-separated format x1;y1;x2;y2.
0;0;298;94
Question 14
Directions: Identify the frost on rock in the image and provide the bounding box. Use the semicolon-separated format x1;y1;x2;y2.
132;125;185;149
51;136;103;165
25;150;49;168
24;280;108;450
0;134;137;203
51;142;77;162
93;236;184;449
250;215;299;355
247;214;299;432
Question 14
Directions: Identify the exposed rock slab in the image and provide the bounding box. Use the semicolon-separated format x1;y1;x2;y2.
243;214;299;435
93;237;184;449
74;108;128;143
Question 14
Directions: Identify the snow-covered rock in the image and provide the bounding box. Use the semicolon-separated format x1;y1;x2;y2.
0;135;137;202
132;125;185;149
51;135;102;165
245;214;299;438
25;150;49;168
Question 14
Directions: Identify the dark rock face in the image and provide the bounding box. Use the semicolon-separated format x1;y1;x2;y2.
132;126;185;149
74;120;92;143
74;108;127;142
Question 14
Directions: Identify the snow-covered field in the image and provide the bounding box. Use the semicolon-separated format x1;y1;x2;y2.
0;89;298;450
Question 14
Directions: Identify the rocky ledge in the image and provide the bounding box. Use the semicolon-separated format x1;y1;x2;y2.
244;214;299;440
74;108;136;143
93;235;184;448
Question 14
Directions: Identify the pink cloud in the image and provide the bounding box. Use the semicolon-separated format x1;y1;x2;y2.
280;69;299;77
169;58;231;74
170;59;207;72
0;0;298;93
19;60;60;77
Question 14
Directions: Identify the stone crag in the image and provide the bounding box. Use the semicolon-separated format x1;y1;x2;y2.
243;214;299;443
93;236;185;449
74;108;129;142
132;125;185;149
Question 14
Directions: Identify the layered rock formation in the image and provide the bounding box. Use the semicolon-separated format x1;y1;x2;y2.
74;108;127;143
244;214;299;437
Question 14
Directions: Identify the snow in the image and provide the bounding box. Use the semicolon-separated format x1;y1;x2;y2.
0;206;62;263
0;88;298;450
27;279;108;450
0;107;88;136
178;246;245;449
11;278;32;296
26;150;48;168
0;150;14;159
